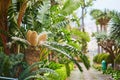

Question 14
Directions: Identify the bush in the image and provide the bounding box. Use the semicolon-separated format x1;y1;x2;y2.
55;62;74;80
105;68;120;80
93;53;111;64
55;66;67;80
93;54;99;63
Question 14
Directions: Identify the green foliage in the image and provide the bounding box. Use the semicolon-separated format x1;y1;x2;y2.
90;9;112;25
115;54;120;64
55;67;67;80
94;32;108;42
0;52;25;77
93;53;112;64
43;42;90;71
71;28;90;42
65;63;70;77
110;11;120;46
104;68;120;80
61;0;82;15
79;54;90;70
47;61;63;70
0;52;10;77
55;63;73;80
19;62;59;80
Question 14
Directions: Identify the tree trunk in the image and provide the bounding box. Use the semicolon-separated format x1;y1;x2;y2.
0;0;11;55
81;7;85;32
103;25;107;32
100;24;102;31
98;44;100;53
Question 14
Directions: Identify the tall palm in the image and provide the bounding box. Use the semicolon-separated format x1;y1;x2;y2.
90;9;112;53
90;9;112;32
0;0;11;54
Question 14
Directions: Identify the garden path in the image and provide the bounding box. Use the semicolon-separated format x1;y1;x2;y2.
68;51;113;80
68;63;113;80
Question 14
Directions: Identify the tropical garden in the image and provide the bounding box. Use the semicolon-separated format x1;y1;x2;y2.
0;0;120;80
91;9;120;80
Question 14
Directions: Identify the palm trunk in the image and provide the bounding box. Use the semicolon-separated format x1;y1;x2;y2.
0;0;11;55
100;24;102;31
98;44;100;53
103;25;107;32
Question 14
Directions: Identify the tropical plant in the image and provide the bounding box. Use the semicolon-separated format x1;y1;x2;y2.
0;52;25;77
0;0;91;79
90;9;112;32
18;62;59;80
94;31;120;68
110;11;120;46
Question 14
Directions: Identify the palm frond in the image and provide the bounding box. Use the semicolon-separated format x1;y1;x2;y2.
61;0;82;15
52;20;69;28
110;11;120;40
90;9;103;20
18;62;43;80
43;43;83;71
19;62;58;80
43;42;90;71
24;75;47;80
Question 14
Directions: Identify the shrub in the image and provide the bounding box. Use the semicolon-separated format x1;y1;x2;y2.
105;68;120;80
93;53;111;64
55;62;74;80
93;54;99;63
55;67;67;80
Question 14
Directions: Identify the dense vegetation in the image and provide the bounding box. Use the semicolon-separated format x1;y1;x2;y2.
0;0;92;79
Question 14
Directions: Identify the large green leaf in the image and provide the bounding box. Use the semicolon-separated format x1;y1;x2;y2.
61;0;82;15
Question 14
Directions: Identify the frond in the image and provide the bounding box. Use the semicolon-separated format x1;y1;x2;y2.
19;62;58;80
90;9;103;20
52;20;69;28
110;11;120;40
42;42;90;71
61;0;82;15
42;43;83;72
18;62;44;80
110;11;120;47
94;32;108;42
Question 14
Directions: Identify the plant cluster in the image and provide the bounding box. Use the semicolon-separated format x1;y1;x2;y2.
93;11;120;69
104;68;120;80
0;0;92;79
93;53;112;64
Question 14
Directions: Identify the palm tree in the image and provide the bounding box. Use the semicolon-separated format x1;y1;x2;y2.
1;0;90;68
90;9;111;32
90;9;112;53
0;0;11;54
